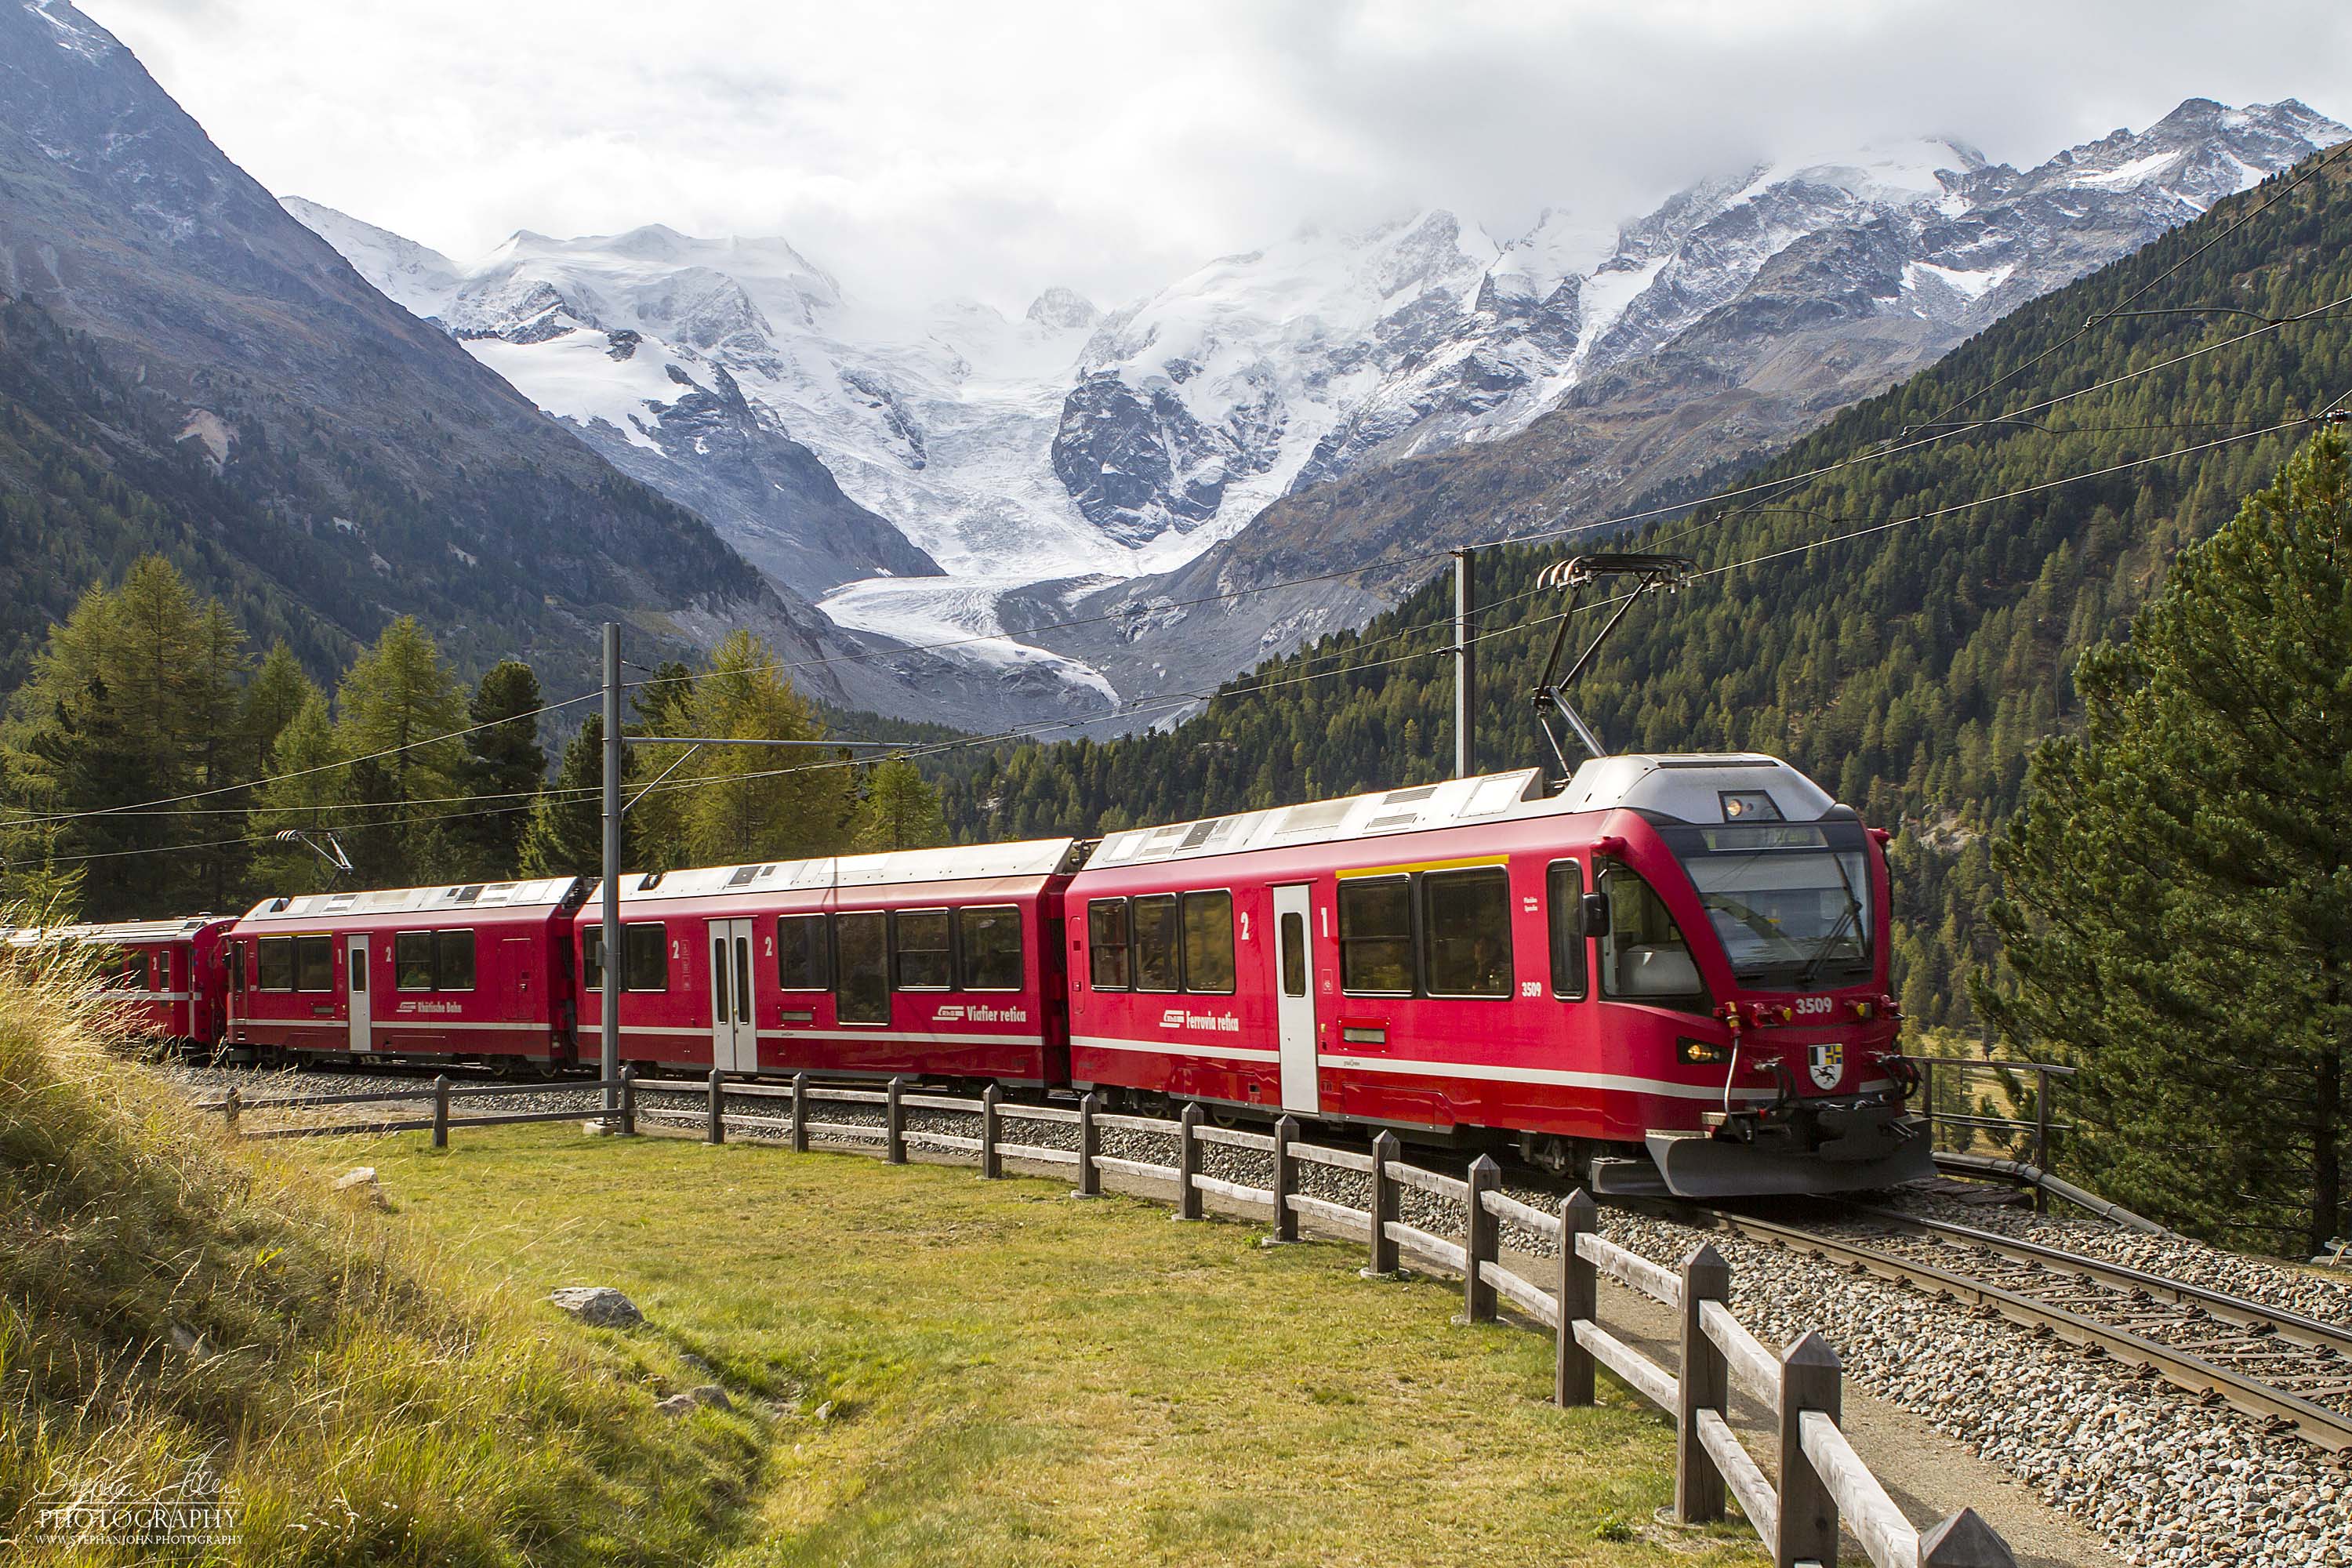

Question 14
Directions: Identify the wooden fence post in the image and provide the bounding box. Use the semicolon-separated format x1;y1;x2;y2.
1365;1131;1400;1276
223;1085;240;1135
1176;1103;1203;1219
790;1072;809;1154
1920;1507;2019;1567
981;1083;1002;1179
1777;1330;1842;1568
1559;1189;1597;1406
1464;1154;1500;1323
1076;1091;1101;1197
1272;1114;1299;1243
707;1068;725;1145
619;1065;637;1137
431;1074;451;1149
886;1076;907;1164
1675;1242;1731;1524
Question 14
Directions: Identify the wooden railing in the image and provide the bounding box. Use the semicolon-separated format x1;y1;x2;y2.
200;1073;2018;1563
198;1069;644;1145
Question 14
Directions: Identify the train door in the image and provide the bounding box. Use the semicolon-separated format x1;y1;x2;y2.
346;934;371;1051
707;918;756;1072
1272;884;1319;1115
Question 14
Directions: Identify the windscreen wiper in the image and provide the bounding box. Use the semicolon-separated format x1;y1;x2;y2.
1796;853;1864;989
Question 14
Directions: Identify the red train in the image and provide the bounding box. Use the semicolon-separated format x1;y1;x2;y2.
91;753;1931;1197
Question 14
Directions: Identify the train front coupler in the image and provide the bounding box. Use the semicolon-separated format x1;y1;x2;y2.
1645;1083;1935;1199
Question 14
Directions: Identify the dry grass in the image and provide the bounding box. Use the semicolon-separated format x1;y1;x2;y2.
0;958;760;1565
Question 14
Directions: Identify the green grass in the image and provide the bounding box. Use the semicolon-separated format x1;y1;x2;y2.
0;963;758;1566
358;1126;1759;1568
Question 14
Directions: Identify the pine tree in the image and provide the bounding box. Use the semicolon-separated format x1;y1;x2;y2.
851;756;949;853
246;691;349;895
447;659;545;880
1979;430;2352;1257
333;616;463;884
518;714;613;880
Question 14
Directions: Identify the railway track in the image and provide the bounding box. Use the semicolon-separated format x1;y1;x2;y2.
1675;1199;2352;1454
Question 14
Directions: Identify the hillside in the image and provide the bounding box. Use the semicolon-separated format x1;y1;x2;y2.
935;146;2352;1029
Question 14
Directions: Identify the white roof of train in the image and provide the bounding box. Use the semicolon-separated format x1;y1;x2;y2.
2;916;227;946
605;837;1083;905
1086;755;1837;871
238;877;583;924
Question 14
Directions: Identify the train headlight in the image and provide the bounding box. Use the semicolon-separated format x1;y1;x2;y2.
1851;1000;1875;1020
1678;1037;1731;1065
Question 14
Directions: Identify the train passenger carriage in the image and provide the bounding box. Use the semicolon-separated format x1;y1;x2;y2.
16;916;238;1047
1066;754;1927;1196
225;878;587;1065
575;839;1083;1083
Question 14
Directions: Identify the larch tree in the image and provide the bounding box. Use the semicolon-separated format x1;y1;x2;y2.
448;659;546;880
332;616;463;884
245;691;350;896
1979;429;2352;1258
851;756;949;853
673;631;853;867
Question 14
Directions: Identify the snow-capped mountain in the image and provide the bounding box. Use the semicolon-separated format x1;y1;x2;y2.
288;96;2344;726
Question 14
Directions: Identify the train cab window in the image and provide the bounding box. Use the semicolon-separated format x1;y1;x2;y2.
1180;891;1236;993
293;935;334;993
256;938;293;992
1279;912;1307;998
776;914;830;990
1338;877;1414;994
1546;862;1589;998
1087;899;1131;990
1421;868;1512;997
1131;895;1180;992
1598;860;1710;1013
892;909;953;990
584;924;671;993
835;911;889;1024
958;906;1023;991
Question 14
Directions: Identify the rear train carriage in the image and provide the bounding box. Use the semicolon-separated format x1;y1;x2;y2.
574;839;1083;1083
1066;755;1929;1196
46;916;236;1047
225;878;587;1065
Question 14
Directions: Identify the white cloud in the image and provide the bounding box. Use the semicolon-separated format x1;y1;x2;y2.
82;0;2352;314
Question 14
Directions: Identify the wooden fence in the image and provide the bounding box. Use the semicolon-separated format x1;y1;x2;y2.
202;1072;2016;1565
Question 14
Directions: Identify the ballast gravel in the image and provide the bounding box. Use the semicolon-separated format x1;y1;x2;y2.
168;1065;2352;1565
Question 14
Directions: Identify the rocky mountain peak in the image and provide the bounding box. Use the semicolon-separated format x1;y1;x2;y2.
1026;285;1101;332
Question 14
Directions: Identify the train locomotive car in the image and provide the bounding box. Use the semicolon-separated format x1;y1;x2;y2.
574;839;1083;1083
223;877;587;1067
1065;754;1929;1197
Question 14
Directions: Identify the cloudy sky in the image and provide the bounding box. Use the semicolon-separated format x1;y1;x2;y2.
83;0;2352;314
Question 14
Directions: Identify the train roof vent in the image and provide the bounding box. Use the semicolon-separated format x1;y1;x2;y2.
1277;800;1352;835
637;872;664;891
268;897;291;913
725;865;760;887
1364;811;1425;833
454;884;486;904
1179;818;1221;850
323;894;355;912
1381;785;1440;805
1460;770;1541;818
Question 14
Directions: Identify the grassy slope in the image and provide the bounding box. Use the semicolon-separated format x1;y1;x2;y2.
0;970;760;1566
363;1127;1755;1568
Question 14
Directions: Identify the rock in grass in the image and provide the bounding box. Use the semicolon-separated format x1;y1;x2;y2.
656;1386;730;1417
332;1167;384;1205
546;1287;642;1328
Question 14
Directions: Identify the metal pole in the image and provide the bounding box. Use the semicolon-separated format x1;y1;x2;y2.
1453;546;1476;779
601;623;622;1120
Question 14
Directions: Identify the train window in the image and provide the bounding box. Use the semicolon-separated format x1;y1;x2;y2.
396;931;435;989
1597;860;1710;1013
437;931;476;992
1087;899;1131;990
256;938;293;992
1338;877;1415;994
228;944;245;993
893;909;953;990
1421;869;1512;997
776;914;829;990
835;911;889;1023
1180;891;1236;994
293;935;334;993
1546;862;1589;998
583;924;671;992
1131;895;1180;992
1279;912;1307;997
959;906;1023;991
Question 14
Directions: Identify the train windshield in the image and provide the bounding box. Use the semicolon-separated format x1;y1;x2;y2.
1657;822;1871;988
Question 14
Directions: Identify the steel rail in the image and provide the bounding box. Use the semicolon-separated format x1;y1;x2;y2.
1680;1206;2352;1453
1854;1206;2352;1362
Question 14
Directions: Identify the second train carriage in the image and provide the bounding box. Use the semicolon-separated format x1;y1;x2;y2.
223;877;588;1065
0;916;237;1047
1065;754;1930;1196
574;839;1083;1083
